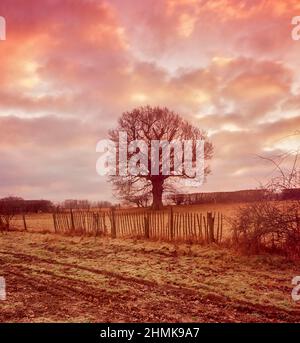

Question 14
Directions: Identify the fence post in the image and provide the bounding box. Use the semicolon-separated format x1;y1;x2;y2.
170;207;174;240
53;213;57;233
110;207;117;238
70;209;75;233
144;212;150;239
207;212;215;243
22;214;27;231
220;214;223;243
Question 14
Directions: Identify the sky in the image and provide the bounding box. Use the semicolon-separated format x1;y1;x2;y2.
0;0;299;202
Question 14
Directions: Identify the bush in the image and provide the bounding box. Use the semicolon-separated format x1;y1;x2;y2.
231;200;300;258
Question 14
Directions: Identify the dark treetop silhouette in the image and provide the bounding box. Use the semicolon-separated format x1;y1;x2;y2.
109;106;213;209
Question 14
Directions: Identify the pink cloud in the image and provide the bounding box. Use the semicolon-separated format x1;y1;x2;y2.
0;0;299;200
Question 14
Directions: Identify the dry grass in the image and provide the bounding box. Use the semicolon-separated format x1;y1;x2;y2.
11;213;54;232
0;231;299;322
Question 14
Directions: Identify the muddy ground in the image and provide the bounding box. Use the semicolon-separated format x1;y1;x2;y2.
0;232;299;322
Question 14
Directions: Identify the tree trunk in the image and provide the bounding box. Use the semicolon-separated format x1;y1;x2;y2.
151;178;163;210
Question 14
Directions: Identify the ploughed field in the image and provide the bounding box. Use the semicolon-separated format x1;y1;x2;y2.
0;231;299;322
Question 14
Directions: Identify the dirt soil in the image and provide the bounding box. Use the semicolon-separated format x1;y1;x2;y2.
0;231;299;322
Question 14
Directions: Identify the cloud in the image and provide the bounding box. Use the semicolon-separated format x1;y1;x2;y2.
0;0;299;200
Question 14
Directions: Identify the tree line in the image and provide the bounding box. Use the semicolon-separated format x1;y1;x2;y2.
168;188;300;205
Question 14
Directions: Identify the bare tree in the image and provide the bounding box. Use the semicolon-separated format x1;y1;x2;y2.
109;106;213;209
94;201;112;209
123;193;151;208
258;150;299;192
231;144;300;258
62;199;91;210
0;196;23;232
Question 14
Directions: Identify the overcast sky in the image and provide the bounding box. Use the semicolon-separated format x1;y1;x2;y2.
0;0;299;202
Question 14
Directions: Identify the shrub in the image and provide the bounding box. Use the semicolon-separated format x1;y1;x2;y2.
231;200;300;258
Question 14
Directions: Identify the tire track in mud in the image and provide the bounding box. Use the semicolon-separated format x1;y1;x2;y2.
65;241;297;292
0;250;299;322
0;257;221;322
4;267;142;322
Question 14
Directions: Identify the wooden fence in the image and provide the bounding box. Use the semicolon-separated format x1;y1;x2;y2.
111;209;223;243
53;210;106;236
52;208;223;244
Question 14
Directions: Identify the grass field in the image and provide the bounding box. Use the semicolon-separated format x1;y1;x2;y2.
0;231;299;322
